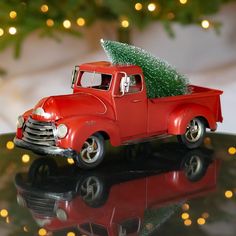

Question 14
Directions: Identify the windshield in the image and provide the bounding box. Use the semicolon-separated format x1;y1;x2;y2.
78;71;112;91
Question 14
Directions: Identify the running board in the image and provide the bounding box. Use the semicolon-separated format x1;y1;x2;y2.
122;134;172;146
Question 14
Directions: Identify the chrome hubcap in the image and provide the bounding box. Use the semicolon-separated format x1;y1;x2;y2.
185;119;202;142
80;177;101;201
184;155;201;177
80;136;101;164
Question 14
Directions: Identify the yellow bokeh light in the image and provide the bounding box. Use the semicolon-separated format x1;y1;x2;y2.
67;232;76;236
38;228;47;236
147;3;156;12
225;190;233;198
135;3;143;11
76;17;86;27
9;27;17;35
0;209;8;218
167;12;175;20
179;0;188;4
23;226;28;232
63;20;71;29
9;11;17;19
67;158;75;165
181;212;189;220
201;20;210;29
46;19;54;27
0;28;4;36
228;147;236;155
204;137;211;145
6;217;10;223
182;203;190;211
202;212;210;219
22;154;30;163
41;4;49;13
184;219;192;226
121;20;129;28
197;217;206;225
6;141;14;149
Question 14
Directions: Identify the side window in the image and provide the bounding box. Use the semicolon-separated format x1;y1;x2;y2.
128;74;142;93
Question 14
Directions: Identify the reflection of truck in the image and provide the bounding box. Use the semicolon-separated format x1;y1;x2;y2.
15;146;219;236
14;61;223;169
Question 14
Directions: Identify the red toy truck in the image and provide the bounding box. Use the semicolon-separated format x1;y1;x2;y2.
14;61;223;169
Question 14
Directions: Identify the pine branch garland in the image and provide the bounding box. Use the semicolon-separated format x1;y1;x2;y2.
101;39;189;98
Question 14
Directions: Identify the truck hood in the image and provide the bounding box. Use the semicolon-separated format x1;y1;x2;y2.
31;93;107;121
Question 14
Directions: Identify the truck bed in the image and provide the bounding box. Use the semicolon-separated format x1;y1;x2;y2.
147;85;223;134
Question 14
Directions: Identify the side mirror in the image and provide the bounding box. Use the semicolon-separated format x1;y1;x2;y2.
120;74;130;95
71;66;79;89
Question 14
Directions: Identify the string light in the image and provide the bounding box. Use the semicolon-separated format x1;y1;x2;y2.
40;4;49;13
228;147;236;155
76;17;86;27
184;219;192;226
67;158;74;165
147;3;156;12
38;228;47;236
23;226;29;232
202;212;210;219
0;28;4;36
181;212;189;220
63;19;71;29
167;12;175;20
0;209;8;218
182;203;190;211
22;154;30;163
134;3;143;11
46;19;54;27
179;0;188;4
67;232;76;236
201;20;210;29
121;20;129;28
225;190;233;198
204;137;211;145
6;141;14;149
9;27;17;35
197;217;206;225
9;11;17;19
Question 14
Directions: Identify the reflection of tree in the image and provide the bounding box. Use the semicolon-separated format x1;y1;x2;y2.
0;134;38;235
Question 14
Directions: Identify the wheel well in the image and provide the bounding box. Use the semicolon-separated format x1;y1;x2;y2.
197;116;209;129
96;131;110;140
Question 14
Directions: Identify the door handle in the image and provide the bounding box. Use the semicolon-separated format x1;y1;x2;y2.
132;99;142;103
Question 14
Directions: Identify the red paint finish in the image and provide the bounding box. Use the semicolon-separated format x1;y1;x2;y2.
29;159;219;235
15;61;223;155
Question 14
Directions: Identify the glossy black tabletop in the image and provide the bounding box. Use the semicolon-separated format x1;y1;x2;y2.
0;132;236;236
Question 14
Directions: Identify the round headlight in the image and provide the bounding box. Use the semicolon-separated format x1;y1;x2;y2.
56;208;67;221
56;124;68;138
16;116;24;128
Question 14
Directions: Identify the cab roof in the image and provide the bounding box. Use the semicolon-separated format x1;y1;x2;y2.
79;61;142;74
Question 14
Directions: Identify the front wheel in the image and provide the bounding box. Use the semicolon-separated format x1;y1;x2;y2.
177;118;206;149
75;133;105;169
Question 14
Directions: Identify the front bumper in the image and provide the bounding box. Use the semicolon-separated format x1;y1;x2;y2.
14;137;77;158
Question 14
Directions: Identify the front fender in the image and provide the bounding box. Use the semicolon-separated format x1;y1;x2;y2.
57;116;120;153
168;104;217;135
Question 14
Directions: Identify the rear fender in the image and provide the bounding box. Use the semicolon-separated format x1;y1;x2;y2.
168;104;217;135
58;116;120;153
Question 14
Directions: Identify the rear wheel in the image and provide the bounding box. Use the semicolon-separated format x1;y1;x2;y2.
75;133;105;169
178;118;206;149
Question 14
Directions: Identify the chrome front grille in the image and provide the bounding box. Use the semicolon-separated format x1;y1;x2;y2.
22;118;56;146
22;192;56;217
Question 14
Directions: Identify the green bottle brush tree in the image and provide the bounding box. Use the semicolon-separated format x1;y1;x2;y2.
101;39;189;98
